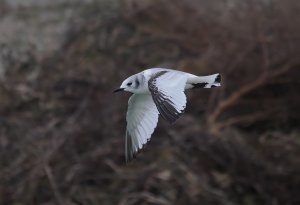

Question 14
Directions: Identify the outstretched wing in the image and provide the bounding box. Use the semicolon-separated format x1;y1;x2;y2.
126;94;159;162
148;71;187;124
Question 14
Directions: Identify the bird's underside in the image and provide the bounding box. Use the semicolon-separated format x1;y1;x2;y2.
124;69;221;162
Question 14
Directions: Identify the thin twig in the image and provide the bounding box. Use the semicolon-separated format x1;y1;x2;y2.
214;111;271;131
44;163;64;205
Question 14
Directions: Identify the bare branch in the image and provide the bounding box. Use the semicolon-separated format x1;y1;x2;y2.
208;62;296;131
44;163;64;205
212;111;271;132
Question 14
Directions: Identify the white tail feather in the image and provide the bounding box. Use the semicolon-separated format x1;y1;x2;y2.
188;73;221;89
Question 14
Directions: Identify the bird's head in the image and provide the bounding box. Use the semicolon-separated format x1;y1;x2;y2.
114;75;141;93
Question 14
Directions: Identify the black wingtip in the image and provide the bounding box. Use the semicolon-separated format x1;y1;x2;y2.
215;74;221;83
125;152;137;164
192;82;208;89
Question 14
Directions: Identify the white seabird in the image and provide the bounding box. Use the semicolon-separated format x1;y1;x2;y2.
114;68;221;162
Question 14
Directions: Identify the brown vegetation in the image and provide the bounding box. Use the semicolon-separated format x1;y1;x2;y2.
0;0;300;204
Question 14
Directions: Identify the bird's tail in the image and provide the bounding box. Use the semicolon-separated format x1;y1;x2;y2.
191;73;221;89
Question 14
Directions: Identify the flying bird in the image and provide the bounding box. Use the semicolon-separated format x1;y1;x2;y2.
114;68;221;162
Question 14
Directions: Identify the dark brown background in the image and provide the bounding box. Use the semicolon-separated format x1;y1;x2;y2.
0;0;300;204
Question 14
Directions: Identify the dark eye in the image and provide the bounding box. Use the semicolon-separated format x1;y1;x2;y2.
127;82;132;86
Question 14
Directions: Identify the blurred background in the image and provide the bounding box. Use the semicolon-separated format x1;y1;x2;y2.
0;0;300;204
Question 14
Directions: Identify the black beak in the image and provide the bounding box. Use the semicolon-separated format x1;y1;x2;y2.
113;88;124;93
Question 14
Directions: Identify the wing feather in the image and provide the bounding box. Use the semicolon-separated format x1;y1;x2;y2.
126;94;159;162
148;71;187;124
